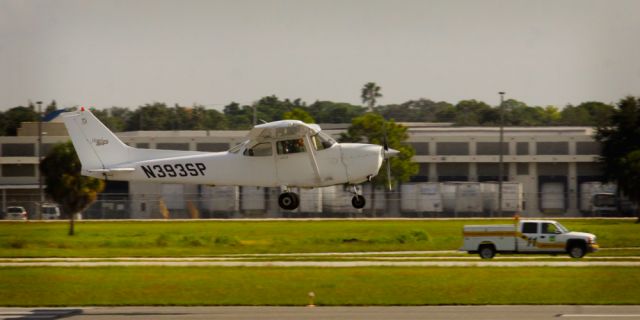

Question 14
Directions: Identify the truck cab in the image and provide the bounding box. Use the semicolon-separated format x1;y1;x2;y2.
462;219;598;259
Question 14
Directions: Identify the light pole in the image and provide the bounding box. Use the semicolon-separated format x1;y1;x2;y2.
253;104;257;127
498;92;505;217
36;101;44;220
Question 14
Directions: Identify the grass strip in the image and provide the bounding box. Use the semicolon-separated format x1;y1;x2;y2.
0;219;637;257
0;266;638;306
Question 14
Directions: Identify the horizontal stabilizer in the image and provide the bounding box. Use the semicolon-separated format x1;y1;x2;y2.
87;168;136;173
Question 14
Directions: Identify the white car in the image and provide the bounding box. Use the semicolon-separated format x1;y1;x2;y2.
41;205;61;220
5;206;28;220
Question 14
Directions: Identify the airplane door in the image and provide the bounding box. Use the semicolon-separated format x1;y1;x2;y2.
275;138;316;186
239;142;278;186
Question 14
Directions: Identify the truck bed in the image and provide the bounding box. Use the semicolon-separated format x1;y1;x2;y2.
462;224;517;252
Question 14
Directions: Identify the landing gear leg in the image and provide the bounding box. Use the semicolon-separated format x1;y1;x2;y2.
350;185;366;209
278;187;300;210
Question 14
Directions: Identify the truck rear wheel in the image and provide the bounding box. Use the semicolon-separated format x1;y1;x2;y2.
478;244;496;259
568;245;586;258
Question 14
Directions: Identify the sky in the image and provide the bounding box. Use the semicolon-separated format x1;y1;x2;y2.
1;0;639;111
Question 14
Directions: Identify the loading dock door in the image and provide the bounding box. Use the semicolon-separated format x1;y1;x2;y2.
541;182;565;213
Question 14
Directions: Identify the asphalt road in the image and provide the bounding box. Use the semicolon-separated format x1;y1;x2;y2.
2;306;640;320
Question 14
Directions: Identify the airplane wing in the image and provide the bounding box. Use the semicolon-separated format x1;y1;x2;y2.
247;120;321;142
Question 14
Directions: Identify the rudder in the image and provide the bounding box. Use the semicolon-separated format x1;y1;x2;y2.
62;108;131;171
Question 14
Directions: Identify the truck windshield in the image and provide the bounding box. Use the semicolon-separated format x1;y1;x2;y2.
555;223;569;233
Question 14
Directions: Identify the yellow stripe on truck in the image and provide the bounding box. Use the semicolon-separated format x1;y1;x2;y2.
536;243;566;249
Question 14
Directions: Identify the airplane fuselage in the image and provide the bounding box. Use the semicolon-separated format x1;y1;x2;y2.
88;142;384;188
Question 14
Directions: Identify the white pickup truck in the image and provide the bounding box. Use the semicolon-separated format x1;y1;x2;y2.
461;219;598;259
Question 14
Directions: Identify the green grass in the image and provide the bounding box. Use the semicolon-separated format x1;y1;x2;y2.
0;266;638;306
0;219;637;257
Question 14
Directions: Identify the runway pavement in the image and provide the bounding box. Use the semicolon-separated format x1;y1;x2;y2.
2;306;640;320
1;259;639;267
1;253;639;267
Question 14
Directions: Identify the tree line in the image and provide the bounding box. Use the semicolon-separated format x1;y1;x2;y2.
0;96;616;135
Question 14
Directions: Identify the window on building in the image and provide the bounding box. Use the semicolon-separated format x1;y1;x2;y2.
576;142;600;155
42;143;55;156
536;142;568;155
276;139;306;155
476;142;508;155
2;164;36;177
538;163;568;176
437;163;468;181
517;163;529;175
136;143;150;149
410;163;429;182
156;143;189;151
516;142;529;155
411;142;429;155
577;163;601;177
243;142;273;157
197;143;228;152
1;143;35;157
436;142;469;155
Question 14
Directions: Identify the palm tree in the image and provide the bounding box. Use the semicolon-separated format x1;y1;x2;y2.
361;82;382;112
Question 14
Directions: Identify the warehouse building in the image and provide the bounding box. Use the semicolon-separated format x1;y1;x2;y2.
0;118;606;218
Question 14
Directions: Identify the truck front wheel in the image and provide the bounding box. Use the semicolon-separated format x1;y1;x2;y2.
568;245;586;258
478;244;496;259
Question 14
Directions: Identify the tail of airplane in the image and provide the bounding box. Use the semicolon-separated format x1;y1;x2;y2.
62;107;203;174
62;107;134;171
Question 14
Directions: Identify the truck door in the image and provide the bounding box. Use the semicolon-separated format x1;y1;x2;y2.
536;222;565;252
517;222;539;252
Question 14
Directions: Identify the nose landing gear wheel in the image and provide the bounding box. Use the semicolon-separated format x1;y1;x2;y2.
351;195;366;209
278;192;300;210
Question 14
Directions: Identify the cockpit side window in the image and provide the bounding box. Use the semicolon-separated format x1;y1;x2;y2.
311;133;336;151
276;139;306;155
243;142;273;157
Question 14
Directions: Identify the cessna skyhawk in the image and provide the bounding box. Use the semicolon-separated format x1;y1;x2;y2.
62;108;398;210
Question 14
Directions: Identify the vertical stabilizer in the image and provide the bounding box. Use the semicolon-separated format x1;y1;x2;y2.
62;108;131;170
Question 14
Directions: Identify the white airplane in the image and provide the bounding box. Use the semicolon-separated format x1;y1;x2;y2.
62;107;398;210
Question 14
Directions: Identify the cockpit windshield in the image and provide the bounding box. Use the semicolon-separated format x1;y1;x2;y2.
311;132;336;151
228;141;246;154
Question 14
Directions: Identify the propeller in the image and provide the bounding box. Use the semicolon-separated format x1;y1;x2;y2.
381;121;399;191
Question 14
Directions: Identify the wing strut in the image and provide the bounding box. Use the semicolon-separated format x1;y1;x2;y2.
304;134;322;183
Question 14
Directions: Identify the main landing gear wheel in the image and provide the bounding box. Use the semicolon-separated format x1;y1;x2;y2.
278;192;299;210
351;195;366;209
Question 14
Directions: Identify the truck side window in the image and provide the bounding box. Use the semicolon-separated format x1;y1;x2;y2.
542;223;558;234
522;222;538;234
